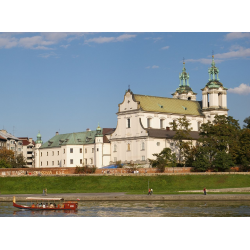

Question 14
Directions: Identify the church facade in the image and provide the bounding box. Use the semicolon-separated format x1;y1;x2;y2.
36;56;228;168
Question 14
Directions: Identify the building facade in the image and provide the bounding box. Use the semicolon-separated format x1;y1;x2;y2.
0;130;22;155
38;56;228;168
18;137;35;167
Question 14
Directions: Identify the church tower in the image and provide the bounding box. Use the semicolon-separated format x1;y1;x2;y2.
201;55;228;122
35;131;43;168
94;124;103;168
172;61;197;100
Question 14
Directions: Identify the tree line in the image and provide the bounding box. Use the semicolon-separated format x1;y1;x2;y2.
149;115;250;172
0;148;28;168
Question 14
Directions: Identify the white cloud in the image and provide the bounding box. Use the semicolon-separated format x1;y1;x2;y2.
38;52;59;58
146;65;159;69
84;34;136;44
225;32;250;40
228;83;250;95
161;46;170;50
185;58;223;64
60;44;70;49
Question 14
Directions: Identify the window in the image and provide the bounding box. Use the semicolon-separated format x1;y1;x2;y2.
127;143;131;151
41;162;42;166
47;152;48;156
64;160;65;164
85;159;87;165
58;151;59;155
92;148;94;153
141;142;145;150
157;142;160;146
46;161;48;166
170;143;174;147
70;148;73;153
97;148;99;152
58;160;59;165
114;144;117;152
41;152;42;157
70;159;73;164
147;118;151;128
127;118;131;128
85;148;87;153
63;149;65;154
160;119;164;129
142;156;145;161
114;157;117;162
18;148;21;151
80;148;82;153
52;151;54;156
90;158;93;164
52;161;54;166
80;159;82;164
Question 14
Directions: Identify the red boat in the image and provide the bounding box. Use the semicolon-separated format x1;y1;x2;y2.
13;196;78;210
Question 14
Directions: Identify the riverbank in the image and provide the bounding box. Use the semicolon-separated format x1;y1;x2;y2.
1;175;250;195
2;191;250;202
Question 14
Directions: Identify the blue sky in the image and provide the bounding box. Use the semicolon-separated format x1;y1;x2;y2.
0;32;249;142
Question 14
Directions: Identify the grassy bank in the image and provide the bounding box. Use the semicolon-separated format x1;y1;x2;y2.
1;175;250;195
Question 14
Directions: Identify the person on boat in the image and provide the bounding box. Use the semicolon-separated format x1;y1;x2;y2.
43;203;45;208
31;203;35;208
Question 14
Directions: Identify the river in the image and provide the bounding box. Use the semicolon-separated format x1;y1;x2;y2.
1;200;250;216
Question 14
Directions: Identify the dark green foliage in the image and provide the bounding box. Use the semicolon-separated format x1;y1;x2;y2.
243;116;250;129
11;154;27;168
0;159;11;168
75;165;97;174
212;151;234;172
192;147;211;172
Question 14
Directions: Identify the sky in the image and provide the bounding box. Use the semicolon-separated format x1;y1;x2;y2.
0;32;250;142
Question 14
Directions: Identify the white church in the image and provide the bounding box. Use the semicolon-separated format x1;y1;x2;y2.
35;56;228;168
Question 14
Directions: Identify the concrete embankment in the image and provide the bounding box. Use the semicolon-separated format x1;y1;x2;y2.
1;193;250;202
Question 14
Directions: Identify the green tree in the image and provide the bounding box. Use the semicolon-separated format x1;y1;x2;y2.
243;116;250;129
239;128;250;170
212;151;234;172
192;147;211;172
11;154;27;168
0;148;15;166
149;148;172;173
0;159;11;168
169;116;193;164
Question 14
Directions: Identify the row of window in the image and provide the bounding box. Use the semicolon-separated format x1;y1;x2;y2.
40;158;94;166
41;148;97;157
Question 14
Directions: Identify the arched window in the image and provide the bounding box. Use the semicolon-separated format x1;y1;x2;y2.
141;142;145;150
114;144;117;152
160;119;164;129
147;118;151;128
127;143;131;151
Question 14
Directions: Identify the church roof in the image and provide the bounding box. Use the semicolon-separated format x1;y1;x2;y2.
40;128;115;149
133;94;203;116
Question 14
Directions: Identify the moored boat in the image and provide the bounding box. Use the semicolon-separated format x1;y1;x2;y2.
13;196;78;210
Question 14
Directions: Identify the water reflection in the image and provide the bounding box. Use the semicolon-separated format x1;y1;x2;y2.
1;201;250;217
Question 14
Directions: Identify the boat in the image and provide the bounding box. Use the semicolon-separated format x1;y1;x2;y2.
13;196;78;210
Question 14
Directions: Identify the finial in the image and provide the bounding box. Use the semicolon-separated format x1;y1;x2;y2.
212;50;214;58
128;85;130;91
183;57;185;64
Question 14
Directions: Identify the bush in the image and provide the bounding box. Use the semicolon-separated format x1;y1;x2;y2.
75;165;97;174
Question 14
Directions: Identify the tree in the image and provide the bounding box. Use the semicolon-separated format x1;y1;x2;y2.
238;128;250;170
0;148;15;165
192;147;211;172
148;148;172;172
212;151;234;172
11;154;27;168
169;116;193;164
243;116;250;129
0;159;11;168
198;115;241;165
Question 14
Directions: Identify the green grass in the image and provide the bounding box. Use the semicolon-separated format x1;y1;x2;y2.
0;175;250;195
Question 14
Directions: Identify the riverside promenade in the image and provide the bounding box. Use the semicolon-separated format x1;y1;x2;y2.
1;190;250;202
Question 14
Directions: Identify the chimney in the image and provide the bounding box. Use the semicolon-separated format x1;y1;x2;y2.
166;127;170;131
56;132;59;135
29;138;33;143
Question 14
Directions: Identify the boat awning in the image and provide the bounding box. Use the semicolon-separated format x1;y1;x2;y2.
26;197;64;201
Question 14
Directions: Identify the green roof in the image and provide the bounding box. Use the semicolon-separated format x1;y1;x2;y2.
133;94;203;116
40;130;101;149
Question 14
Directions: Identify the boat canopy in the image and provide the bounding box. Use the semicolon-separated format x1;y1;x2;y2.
26;197;64;201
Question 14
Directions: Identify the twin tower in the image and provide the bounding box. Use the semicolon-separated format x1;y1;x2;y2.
171;56;228;120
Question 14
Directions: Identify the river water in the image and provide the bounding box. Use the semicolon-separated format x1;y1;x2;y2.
1;200;250;217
